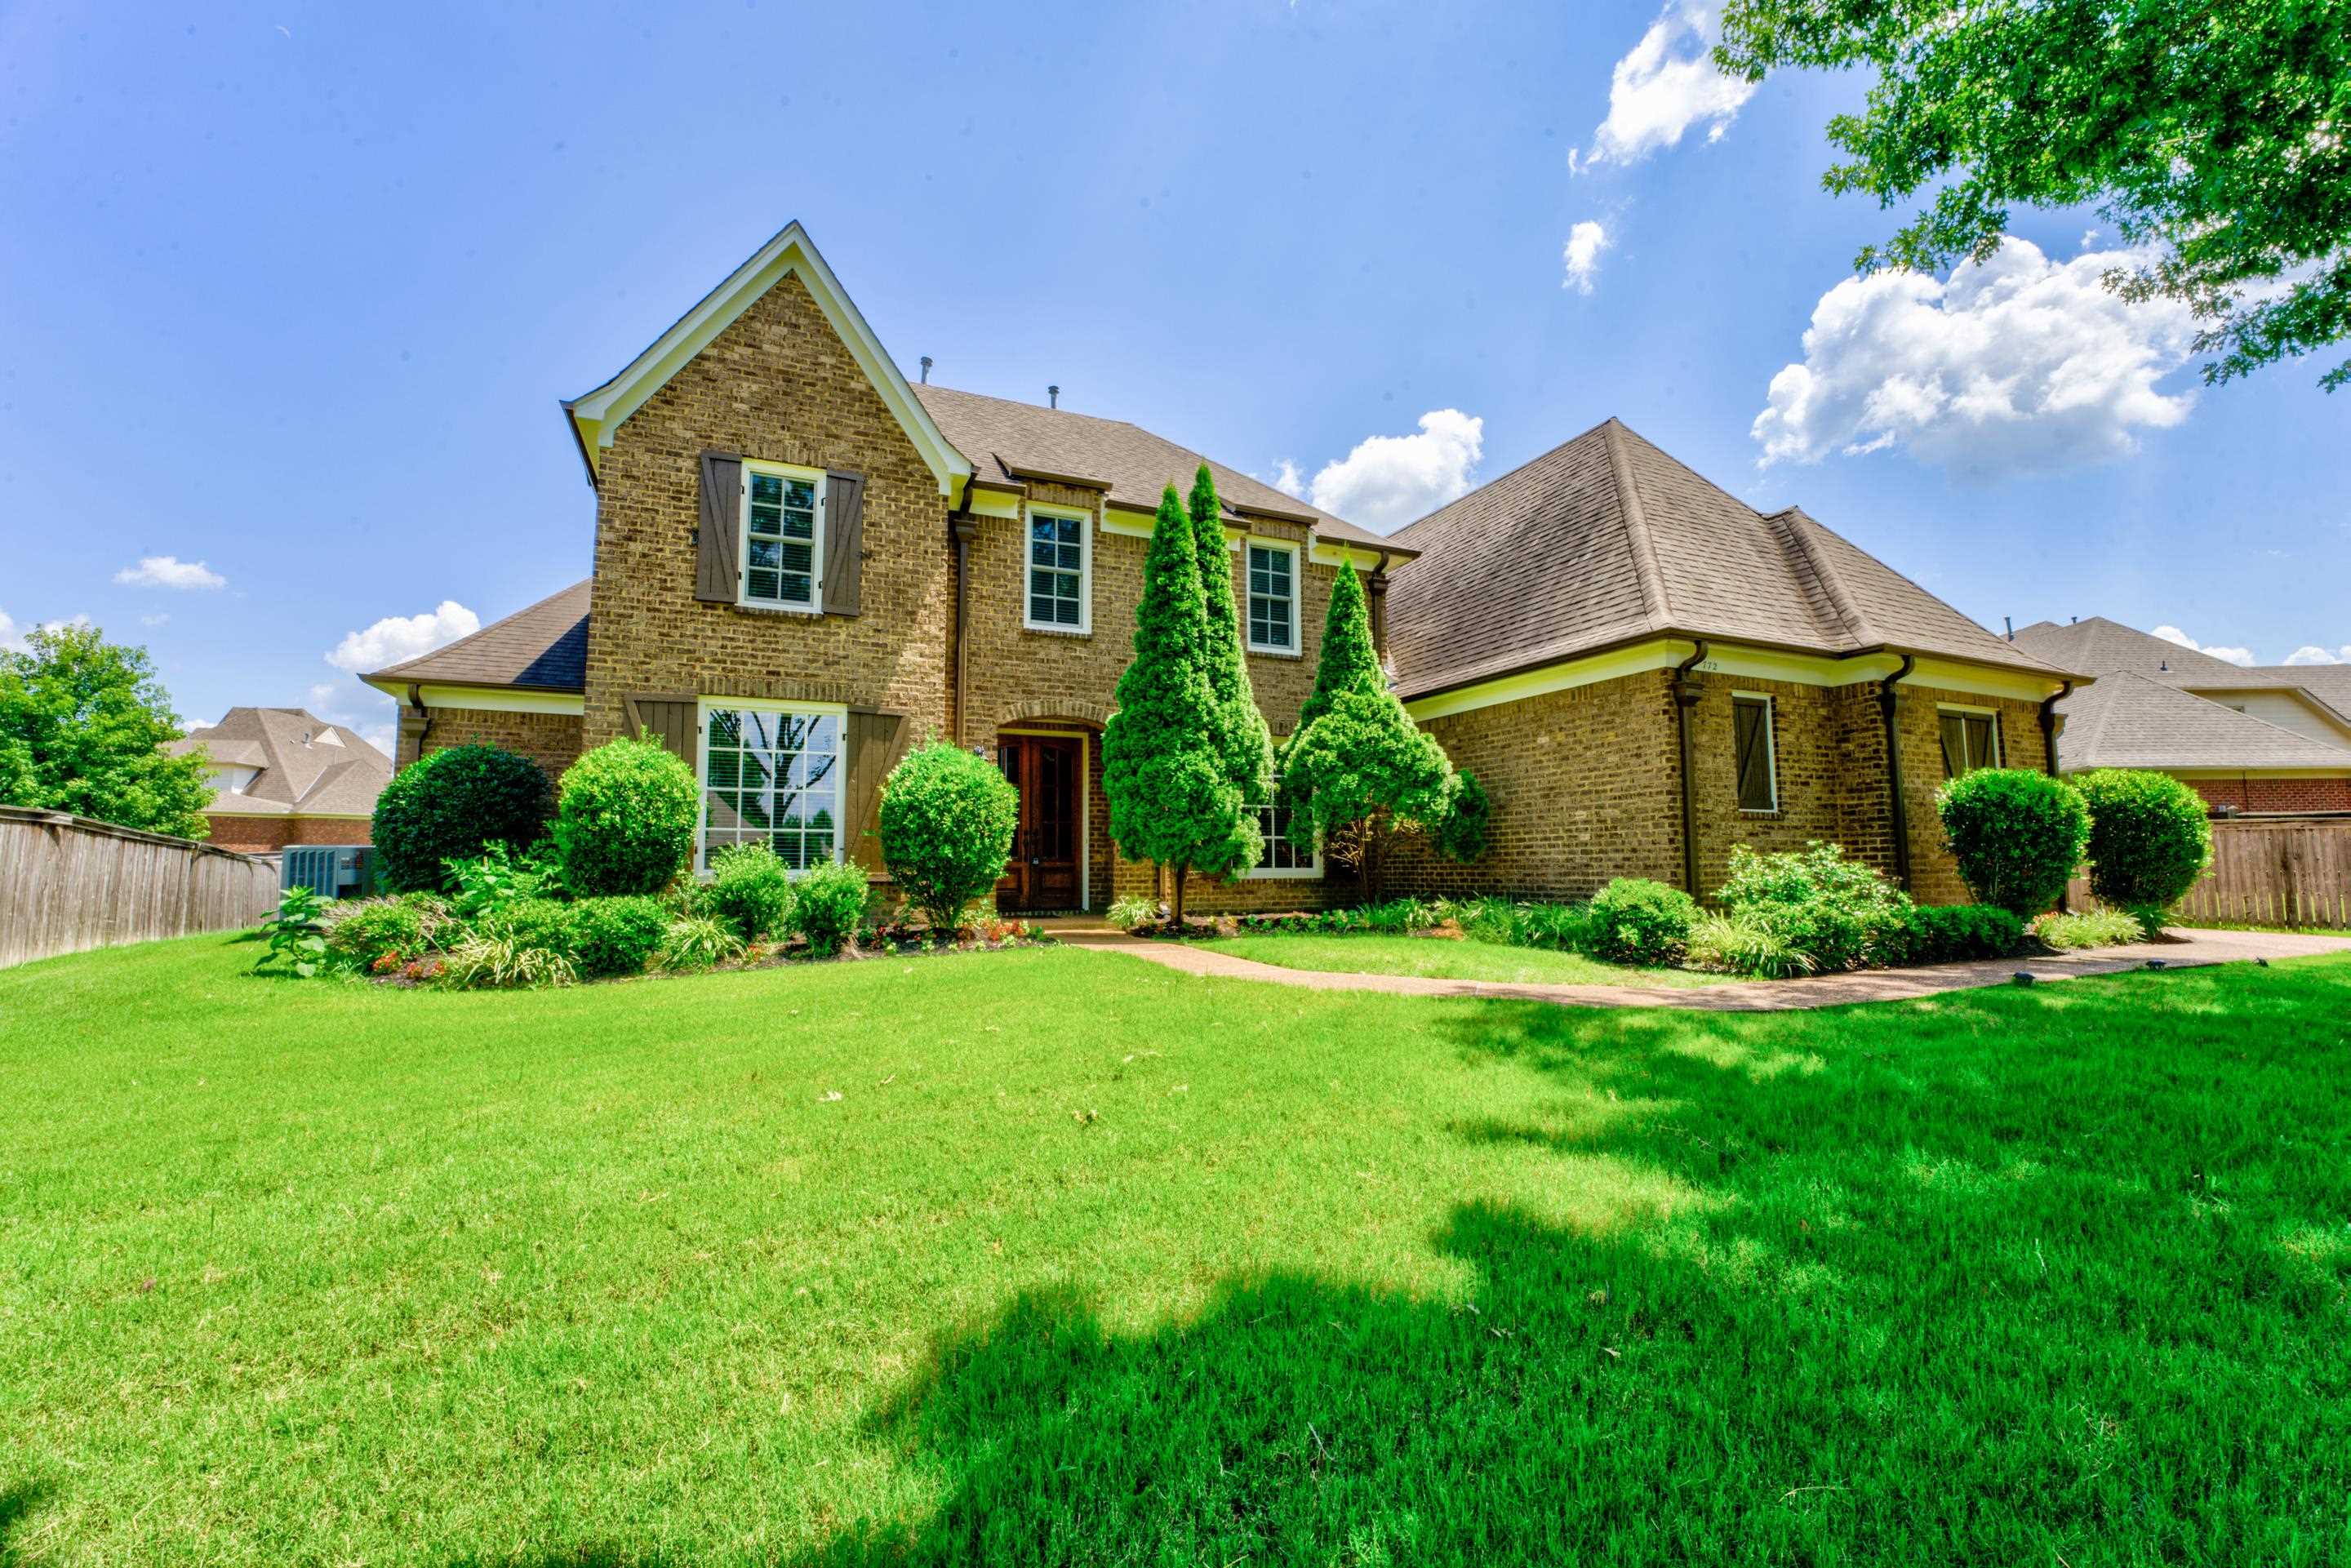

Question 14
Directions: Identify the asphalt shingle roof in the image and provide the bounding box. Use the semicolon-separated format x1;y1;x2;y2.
367;581;591;691
2007;616;2298;691
2053;673;2351;772
166;708;393;818
1383;418;2072;700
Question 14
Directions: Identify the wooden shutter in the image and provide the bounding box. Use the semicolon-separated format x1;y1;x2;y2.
695;452;742;604
1733;698;1772;811
823;470;866;616
1965;713;1998;771
624;695;700;768
1939;712;1967;778
842;708;909;873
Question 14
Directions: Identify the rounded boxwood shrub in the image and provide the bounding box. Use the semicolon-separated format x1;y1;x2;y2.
2073;768;2214;928
1936;768;2090;917
552;738;700;896
789;857;872;957
570;895;673;978
372;744;553;893
704;842;795;940
1585;877;1700;966
878;740;1020;933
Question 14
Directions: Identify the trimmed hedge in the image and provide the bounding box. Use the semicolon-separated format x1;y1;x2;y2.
1585;878;1699;966
1875;904;2025;966
371;745;553;893
704;842;795;941
552;738;700;896
1937;768;2090;918
571;896;673;978
789;858;871;957
2074;769;2214;927
878;740;1020;933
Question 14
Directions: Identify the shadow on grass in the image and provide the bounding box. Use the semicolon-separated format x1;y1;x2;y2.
782;964;2351;1565
0;1481;53;1566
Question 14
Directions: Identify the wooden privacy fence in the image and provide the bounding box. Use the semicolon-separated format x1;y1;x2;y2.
2069;817;2351;930
0;805;279;970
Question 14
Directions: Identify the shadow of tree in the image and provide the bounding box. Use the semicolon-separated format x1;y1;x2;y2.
786;966;2351;1565
0;1481;53;1567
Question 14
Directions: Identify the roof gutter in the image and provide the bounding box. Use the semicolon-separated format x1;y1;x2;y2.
1671;639;1710;898
1879;654;1916;891
2039;680;2073;777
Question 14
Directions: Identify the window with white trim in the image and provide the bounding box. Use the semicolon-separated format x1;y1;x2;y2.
697;701;842;873
743;464;824;611
1938;706;2003;778
1731;693;1778;812
1244;801;1319;877
1026;505;1089;631
1247;540;1299;653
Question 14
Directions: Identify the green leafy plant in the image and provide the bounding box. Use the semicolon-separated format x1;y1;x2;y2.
1430;770;1492;866
551;737;700;897
1716;842;1907;974
878;741;1020;934
1687;913;1817;979
1105;896;1162;934
372;744;553;893
1103;484;1246;926
703;842;797;941
1874;904;2027;967
254;885;330;977
432;931;577;990
1585;879;1700;966
1513;900;1594;954
569;895;673;979
477;897;579;962
0;620;216;837
656;915;745;973
789;859;872;957
444;841;560;922
2033;908;2148;952
2073;769;2215;931
1936;769;2090;919
323;899;428;972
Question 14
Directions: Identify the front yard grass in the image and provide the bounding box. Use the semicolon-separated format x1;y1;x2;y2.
4;935;2349;1564
1195;931;1740;987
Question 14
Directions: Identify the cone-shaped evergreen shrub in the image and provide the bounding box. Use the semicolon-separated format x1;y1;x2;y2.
1187;464;1274;879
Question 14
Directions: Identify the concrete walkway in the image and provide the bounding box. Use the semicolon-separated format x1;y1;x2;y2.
1052;926;2351;1012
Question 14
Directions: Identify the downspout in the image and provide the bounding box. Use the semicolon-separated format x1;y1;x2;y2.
2038;680;2072;776
400;682;433;770
949;487;980;748
1879;654;1916;891
1671;640;1709;899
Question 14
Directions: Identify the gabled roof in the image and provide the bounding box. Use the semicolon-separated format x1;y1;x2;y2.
562;222;972;497
911;384;1405;557
363;581;590;694
1384;418;2074;700
2053;673;2351;772
166;708;393;818
2009;616;2296;691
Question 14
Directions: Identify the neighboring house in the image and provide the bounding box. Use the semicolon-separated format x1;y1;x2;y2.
164;708;391;851
2010;618;2351;815
362;222;2085;913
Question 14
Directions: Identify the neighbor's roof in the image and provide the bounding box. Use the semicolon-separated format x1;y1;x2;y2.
2259;661;2351;713
365;580;591;693
2007;616;2309;691
2053;672;2351;772
912;384;1404;556
1383;418;2075;700
166;708;393;818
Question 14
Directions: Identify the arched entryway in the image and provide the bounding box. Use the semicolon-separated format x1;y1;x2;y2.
992;709;1107;914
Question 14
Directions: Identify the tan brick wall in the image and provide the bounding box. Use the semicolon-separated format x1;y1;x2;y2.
580;271;951;750
406;708;585;788
205;814;372;851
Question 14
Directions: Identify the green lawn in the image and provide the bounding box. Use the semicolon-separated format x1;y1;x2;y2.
5;936;2350;1565
1197;931;1738;987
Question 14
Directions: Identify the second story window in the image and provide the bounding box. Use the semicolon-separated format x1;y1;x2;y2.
1247;540;1297;652
1027;506;1090;632
744;464;824;611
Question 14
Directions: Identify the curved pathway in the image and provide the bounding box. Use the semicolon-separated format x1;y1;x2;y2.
1053;926;2351;1012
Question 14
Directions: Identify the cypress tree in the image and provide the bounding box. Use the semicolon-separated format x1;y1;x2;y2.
1102;484;1238;926
1186;464;1274;880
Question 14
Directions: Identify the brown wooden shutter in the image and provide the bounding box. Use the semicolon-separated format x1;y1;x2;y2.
1733;698;1771;811
822;470;865;616
695;452;742;604
842;708;909;873
624;695;700;768
1939;712;1967;778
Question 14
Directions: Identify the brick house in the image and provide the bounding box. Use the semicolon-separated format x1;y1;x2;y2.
164;707;390;852
364;223;2087;913
2009;618;2351;815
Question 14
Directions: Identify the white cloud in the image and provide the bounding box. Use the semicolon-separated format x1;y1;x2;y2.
1751;238;2200;478
114;555;227;590
141;613;171;627
1562;220;1611;294
326;600;479;673
2151;624;2255;668
0;611;20;654
2282;644;2351;666
1573;4;1757;169
1266;458;1306;500
1305;410;1486;534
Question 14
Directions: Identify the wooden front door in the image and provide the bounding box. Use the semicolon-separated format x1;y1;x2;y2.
997;735;1082;912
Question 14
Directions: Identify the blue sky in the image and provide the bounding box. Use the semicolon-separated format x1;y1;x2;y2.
4;0;2345;750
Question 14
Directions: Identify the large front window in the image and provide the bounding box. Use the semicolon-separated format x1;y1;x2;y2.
744;466;823;610
698;702;842;872
1244;801;1318;877
1027;507;1089;631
